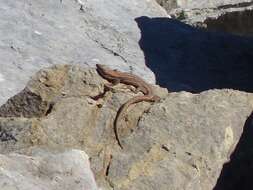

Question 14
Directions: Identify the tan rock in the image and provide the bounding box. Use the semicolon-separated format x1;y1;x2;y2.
0;65;252;189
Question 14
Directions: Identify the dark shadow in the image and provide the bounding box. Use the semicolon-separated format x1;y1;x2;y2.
135;16;253;92
213;112;253;190
204;10;253;37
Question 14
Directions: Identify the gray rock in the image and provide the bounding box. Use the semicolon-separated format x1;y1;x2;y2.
0;149;99;190
111;90;253;189
158;0;253;36
0;0;167;106
158;0;253;9
1;0;253;189
155;0;177;11
0;65;252;189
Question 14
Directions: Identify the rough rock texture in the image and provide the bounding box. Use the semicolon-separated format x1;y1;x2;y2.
203;9;253;36
157;0;253;36
0;65;253;189
0;149;99;190
0;0;167;106
157;0;253;9
155;0;177;11
1;0;253;106
1;0;253;189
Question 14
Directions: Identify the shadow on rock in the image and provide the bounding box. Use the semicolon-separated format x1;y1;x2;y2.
135;16;253;93
214;112;253;190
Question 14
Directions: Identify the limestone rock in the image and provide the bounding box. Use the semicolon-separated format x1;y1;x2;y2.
0;0;167;106
107;90;253;190
157;0;253;36
157;0;253;9
155;0;177;11
0;149;99;190
1;0;253;189
0;65;252;189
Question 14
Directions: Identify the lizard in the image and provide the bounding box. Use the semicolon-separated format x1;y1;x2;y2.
96;64;160;149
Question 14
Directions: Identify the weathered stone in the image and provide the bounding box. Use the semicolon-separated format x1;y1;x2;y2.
204;9;253;36
0;149;99;190
0;0;167;106
0;65;252;189
0;118;47;154
161;0;253;36
0;65;103;118
107;90;253;190
157;0;253;9
1;0;253;189
155;0;178;11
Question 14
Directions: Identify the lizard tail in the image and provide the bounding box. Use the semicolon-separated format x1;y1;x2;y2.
113;95;158;149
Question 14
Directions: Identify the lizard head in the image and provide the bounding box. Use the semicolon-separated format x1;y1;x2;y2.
96;64;105;68
96;64;107;74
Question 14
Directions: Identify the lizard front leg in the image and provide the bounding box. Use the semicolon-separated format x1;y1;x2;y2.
104;78;120;91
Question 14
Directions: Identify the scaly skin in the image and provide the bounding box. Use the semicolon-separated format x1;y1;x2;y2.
96;64;160;149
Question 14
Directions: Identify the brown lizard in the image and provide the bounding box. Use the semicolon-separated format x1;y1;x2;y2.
96;64;160;149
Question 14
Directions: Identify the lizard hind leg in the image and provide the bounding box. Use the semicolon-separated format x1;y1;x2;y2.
111;78;120;85
125;85;143;94
104;83;115;92
124;85;137;93
133;86;142;94
103;78;120;92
